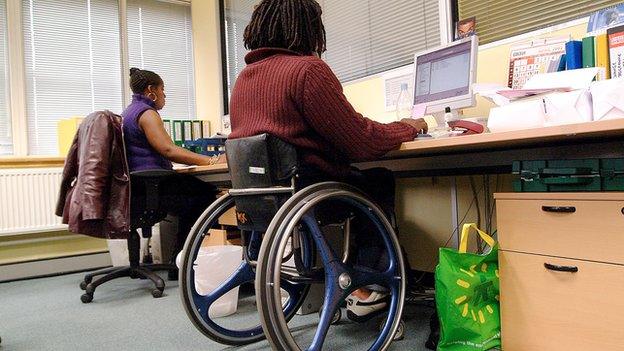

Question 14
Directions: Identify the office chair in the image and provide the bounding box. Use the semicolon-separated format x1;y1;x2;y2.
80;170;178;303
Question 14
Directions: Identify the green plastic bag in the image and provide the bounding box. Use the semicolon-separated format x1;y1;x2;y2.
435;223;501;351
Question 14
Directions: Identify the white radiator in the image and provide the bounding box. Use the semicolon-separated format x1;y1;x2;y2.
0;168;67;236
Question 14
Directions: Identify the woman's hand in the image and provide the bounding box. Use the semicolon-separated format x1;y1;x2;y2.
140;110;223;166
400;118;428;134
198;153;227;166
215;153;227;164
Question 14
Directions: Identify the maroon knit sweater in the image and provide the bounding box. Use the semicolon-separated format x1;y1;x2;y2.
229;48;418;178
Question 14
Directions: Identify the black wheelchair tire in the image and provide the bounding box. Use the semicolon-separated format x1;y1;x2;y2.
179;193;311;346
256;182;406;351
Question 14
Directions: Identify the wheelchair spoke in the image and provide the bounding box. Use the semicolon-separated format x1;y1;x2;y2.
280;279;308;314
350;267;399;291
301;214;341;270
246;231;262;261
307;284;343;351
374;282;403;351
191;261;255;316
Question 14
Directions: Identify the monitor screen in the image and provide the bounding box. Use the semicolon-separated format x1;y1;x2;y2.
413;41;472;105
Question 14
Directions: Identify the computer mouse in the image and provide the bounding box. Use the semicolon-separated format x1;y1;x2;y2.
416;133;433;139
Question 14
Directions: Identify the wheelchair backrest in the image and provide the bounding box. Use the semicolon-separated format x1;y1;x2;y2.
225;134;298;232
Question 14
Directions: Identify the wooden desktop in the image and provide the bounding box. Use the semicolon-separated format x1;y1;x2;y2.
181;118;624;182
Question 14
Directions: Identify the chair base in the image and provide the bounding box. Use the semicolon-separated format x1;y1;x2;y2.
79;263;177;303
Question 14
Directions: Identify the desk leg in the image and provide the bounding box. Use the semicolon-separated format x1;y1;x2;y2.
450;177;459;249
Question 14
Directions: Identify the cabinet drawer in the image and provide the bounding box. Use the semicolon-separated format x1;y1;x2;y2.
499;251;624;351
496;198;624;264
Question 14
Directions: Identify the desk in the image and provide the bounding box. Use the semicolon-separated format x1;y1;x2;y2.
182;119;624;182
180;119;624;249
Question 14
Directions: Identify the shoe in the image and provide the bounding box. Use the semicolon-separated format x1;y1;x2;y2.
346;291;389;323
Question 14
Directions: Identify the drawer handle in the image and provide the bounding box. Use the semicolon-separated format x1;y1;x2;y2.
544;263;578;273
541;206;576;213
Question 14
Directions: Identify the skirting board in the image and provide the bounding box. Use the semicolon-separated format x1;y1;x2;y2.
0;252;112;283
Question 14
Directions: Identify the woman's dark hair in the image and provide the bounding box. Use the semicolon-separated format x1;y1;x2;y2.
243;0;326;56
129;68;163;94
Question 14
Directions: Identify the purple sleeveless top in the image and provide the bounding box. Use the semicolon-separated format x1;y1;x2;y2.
122;94;173;172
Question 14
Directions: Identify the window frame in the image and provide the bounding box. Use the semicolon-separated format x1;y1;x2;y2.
0;0;194;157
218;0;229;115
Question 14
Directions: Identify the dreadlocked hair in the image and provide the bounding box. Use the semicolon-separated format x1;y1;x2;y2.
129;68;163;94
243;0;326;56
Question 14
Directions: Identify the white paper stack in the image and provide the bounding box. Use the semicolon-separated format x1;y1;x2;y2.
487;68;601;133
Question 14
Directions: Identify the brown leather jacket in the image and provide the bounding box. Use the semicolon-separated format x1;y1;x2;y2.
55;110;130;239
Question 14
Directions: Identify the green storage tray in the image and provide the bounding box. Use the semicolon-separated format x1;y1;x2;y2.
513;158;624;192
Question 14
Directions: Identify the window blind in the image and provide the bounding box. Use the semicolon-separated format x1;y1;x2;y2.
23;0;122;156
458;0;624;45
222;0;441;97
127;0;195;120
0;0;10;155
223;0;256;101
322;0;440;82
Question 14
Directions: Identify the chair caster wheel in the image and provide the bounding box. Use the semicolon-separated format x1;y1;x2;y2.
79;281;88;290
81;293;94;303
379;319;405;341
318;307;342;325
152;289;164;298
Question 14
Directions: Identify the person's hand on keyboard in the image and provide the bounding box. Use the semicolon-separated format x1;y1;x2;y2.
400;118;428;135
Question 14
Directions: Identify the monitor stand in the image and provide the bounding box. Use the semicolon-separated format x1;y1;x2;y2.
429;110;459;138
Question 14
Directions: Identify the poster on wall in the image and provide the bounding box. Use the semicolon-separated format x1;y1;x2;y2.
507;37;568;89
456;17;477;40
587;4;624;34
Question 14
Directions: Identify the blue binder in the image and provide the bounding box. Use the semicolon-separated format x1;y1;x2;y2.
565;41;582;70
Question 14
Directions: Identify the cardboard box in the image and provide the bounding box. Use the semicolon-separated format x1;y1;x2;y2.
218;207;238;226
201;229;241;247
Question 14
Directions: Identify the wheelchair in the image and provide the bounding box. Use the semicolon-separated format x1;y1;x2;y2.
179;134;406;350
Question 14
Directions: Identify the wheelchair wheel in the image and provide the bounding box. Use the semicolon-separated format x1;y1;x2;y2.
179;193;312;346
256;182;406;351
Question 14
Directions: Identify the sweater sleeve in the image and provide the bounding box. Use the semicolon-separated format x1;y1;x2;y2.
300;60;417;162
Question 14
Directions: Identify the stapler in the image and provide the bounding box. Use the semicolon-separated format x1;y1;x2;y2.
446;120;485;135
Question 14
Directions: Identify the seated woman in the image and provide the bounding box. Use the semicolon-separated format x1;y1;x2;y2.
122;68;221;270
228;0;428;320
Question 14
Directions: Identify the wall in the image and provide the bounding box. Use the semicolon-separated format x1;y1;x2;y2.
343;22;589;270
344;22;589;122
191;0;224;134
0;8;591;270
0;231;107;265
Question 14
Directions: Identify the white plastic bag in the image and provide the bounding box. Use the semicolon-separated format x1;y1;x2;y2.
193;245;243;318
106;226;164;266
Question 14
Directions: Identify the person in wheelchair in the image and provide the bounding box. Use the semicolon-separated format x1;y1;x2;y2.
122;68;223;272
228;0;428;321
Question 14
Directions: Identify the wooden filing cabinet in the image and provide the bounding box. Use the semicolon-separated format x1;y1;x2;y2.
495;193;624;351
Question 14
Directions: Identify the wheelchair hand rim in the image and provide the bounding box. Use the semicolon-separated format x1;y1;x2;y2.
257;184;406;351
179;194;311;345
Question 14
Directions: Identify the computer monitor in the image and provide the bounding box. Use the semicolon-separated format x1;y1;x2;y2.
413;35;478;125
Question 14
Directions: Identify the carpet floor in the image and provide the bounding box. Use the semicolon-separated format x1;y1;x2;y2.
0;271;434;350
